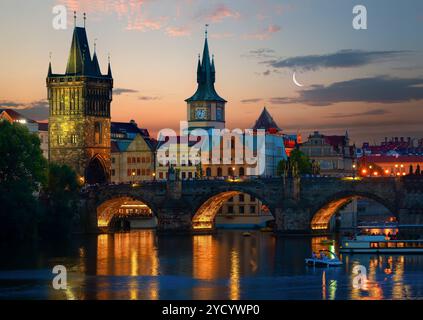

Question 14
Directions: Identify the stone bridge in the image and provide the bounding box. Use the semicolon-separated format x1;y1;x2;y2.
80;176;423;234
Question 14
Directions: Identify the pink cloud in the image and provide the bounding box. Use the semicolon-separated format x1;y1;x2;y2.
203;4;240;22
244;24;281;40
166;26;191;37
59;0;165;31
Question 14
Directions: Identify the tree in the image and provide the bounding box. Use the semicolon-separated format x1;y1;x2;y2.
39;164;80;240
0;121;47;240
416;165;421;175
277;149;313;177
409;165;414;175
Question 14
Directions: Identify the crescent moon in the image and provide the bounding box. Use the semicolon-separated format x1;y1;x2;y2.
293;72;304;87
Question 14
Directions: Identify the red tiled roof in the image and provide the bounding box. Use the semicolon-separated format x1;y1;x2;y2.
360;155;423;163
324;135;346;148
0;109;37;123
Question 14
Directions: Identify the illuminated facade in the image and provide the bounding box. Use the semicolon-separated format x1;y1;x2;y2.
111;121;156;183
300;131;355;177
47;23;113;184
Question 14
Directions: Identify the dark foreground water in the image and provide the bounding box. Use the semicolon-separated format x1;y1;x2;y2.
1;230;423;300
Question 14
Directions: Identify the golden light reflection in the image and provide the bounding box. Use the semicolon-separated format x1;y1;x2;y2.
96;231;160;300
230;249;240;300
192;235;216;280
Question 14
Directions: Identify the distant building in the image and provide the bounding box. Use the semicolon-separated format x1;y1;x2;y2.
300;131;355;177
358;137;423;157
0;109;49;159
156;136;199;181
0;109;39;133
38;123;49;159
110;121;155;184
358;155;423;177
251;107;288;176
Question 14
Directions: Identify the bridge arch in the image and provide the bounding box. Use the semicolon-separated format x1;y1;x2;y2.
310;191;397;231
97;195;157;230
191;188;275;231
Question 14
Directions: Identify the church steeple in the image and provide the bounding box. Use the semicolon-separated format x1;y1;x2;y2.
107;55;113;78
185;26;226;103
48;61;52;77
91;41;102;76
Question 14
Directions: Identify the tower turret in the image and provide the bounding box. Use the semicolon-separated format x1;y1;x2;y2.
186;26;226;131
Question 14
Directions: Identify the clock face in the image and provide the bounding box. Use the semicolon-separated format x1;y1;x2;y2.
195;108;208;120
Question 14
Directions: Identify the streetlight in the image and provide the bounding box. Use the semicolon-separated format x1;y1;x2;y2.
352;164;356;179
152;172;156;182
232;167;236;181
132;170;136;185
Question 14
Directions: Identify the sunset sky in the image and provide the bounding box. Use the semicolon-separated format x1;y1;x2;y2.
0;0;422;144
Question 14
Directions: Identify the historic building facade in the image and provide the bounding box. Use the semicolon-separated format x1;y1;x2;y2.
300;131;355;177
47;23;113;184
111;121;156;184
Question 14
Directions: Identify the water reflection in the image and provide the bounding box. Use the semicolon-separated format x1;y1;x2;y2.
1;230;423;300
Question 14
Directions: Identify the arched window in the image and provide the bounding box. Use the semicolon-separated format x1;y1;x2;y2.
217;167;223;177
239;167;245;177
206;167;212;177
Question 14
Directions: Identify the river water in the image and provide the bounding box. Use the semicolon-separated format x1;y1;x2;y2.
1;230;423;300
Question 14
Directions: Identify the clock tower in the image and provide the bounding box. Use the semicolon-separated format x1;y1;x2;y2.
186;28;227;131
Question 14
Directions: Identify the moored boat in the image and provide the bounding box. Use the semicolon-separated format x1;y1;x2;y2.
305;250;343;267
340;235;423;253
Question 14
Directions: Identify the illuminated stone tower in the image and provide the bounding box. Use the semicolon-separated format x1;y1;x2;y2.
186;27;227;131
47;17;113;184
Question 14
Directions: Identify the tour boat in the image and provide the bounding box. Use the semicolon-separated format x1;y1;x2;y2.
340;235;423;253
305;251;343;267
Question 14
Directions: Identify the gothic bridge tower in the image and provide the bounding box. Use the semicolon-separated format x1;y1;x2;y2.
47;15;113;184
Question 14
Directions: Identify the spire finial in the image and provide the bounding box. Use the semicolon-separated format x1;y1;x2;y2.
74;11;77;26
94;38;97;53
205;24;209;39
49;52;52;63
108;52;111;64
83;13;86;28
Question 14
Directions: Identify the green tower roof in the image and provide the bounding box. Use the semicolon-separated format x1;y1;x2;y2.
185;34;226;103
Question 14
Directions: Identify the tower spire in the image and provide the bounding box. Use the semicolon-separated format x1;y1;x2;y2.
107;53;112;78
48;52;52;76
